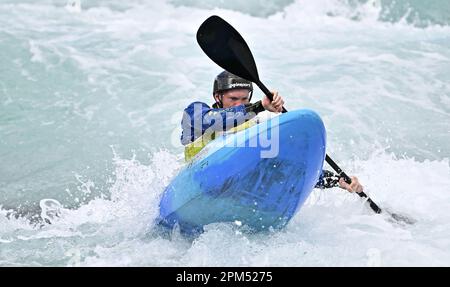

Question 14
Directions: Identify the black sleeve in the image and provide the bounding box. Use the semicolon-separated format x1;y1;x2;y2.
245;100;265;114
315;170;340;189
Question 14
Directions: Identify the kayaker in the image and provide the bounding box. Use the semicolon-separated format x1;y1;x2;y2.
181;70;284;146
181;70;363;193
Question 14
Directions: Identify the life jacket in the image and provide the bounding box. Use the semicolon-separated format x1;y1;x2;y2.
184;119;257;161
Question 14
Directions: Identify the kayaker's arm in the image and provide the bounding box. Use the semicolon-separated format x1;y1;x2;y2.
181;101;265;145
315;170;340;189
244;100;265;114
315;170;365;194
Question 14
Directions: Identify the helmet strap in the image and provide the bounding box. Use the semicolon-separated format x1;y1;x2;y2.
213;93;223;108
248;90;253;102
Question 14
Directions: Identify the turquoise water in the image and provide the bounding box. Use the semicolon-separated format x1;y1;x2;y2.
0;0;449;266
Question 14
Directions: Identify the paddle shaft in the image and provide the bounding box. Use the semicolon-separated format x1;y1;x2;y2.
258;80;382;214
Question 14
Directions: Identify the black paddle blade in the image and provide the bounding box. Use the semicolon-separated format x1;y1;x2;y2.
196;15;260;83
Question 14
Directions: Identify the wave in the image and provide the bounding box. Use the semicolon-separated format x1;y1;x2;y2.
2;0;449;27
1;150;449;266
169;0;450;27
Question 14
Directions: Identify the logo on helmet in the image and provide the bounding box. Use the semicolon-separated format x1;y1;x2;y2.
229;83;252;89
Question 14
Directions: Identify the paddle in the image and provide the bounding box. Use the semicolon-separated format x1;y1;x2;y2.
196;15;415;224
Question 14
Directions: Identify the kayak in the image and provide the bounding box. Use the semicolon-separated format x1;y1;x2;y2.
157;109;326;235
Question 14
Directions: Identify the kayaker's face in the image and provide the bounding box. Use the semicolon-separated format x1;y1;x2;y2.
219;89;251;108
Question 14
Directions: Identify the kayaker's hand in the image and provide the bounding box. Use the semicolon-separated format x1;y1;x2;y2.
262;91;284;113
339;176;363;193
